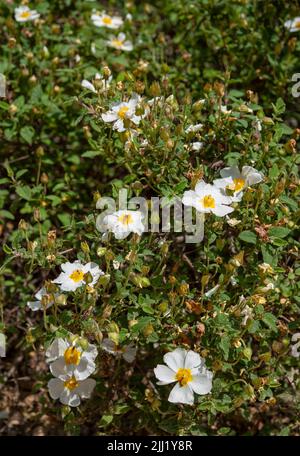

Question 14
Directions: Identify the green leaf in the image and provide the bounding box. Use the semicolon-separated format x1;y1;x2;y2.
262;313;277;332
238;230;257;244
268;227;290;239
0;210;14;220
20;126;35;145
16;185;32;201
99;415;113;427
82;150;102;158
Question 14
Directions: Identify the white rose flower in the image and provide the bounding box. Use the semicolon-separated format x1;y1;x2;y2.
91;12;123;29
284;17;300;32
52;260;103;292
101;93;145;132
46;337;98;381
103;210;145;239
213;165;263;202
182;180;234;217
106;33;133;51
48;374;96;407
154;348;213;405
15;6;40;22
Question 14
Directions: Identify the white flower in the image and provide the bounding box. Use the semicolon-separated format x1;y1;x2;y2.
46;337;98;380
52;260;103;292
213;165;263;202
101;93;145;132
102;338;137;363
103;210;145;239
27;287;58;311
182;180;234;217
106;33;133;51
15;6;40;22
284;17;300;32
48;374;96;407
185;123;203;134
154;348;213;405
91;12;123;29
191;141;204;151
81;73;112;93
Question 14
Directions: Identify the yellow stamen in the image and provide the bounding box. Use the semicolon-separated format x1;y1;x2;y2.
69;269;84;282
64;346;81;365
175;368;193;387
117;106;129;119
118;213;133;225
64;376;79;391
233;178;245;192
202;195;215;209
295;20;300;29
102;16;112;25
111;39;124;48
20;11;31;19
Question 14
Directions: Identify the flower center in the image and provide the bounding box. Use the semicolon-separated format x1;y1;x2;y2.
69;269;84;282
20;11;31;19
64;346;81;365
117;106;129;118
112;39;124;48
175;368;193;387
296;20;300;29
233;178;245;192
103;16;112;25
118;213;133;225
202;195;215;208
64;376;79;391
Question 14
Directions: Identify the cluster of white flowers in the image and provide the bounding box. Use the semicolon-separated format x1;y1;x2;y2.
183;165;264;218
91;10;133;51
46;336;97;407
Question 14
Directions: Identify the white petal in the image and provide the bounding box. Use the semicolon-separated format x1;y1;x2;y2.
50;357;70;380
154;365;176;384
168;382;194;405
76;378;96;399
190;373;213;395
184;351;201;369
102;338;117;354
48;378;64;399
60;389;80;407
220;166;240;179
103;111;118;123
74;357;96;380
212;204;234;217
164;348;186;371
182;190;198;207
81;80;96;93
194;180;208;194
46;338;69;362
27;300;42;311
